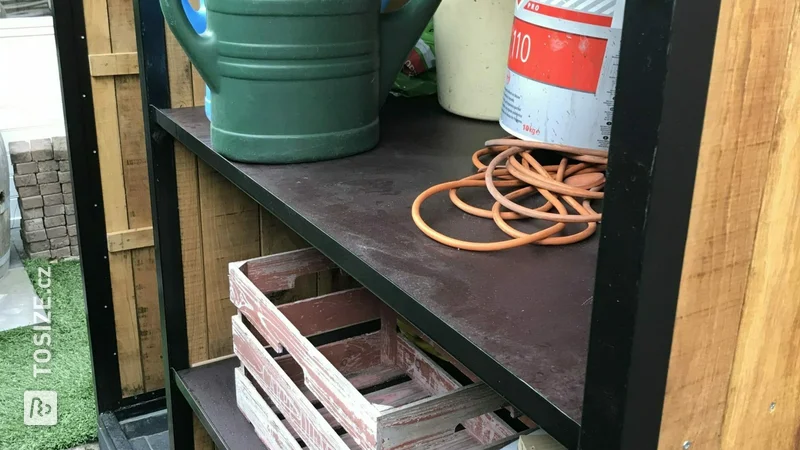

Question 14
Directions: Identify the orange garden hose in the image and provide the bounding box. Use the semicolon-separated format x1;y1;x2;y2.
411;138;608;252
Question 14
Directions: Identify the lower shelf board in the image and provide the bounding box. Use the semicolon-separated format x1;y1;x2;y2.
175;357;267;450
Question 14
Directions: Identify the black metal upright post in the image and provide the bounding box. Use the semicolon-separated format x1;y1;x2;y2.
579;0;723;449
132;0;194;448
51;0;123;415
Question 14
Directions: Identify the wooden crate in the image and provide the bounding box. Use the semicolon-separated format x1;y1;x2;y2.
230;248;526;449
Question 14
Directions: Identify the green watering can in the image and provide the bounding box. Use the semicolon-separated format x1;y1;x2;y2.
160;0;441;163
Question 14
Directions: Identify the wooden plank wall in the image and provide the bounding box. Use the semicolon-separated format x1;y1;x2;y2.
85;0;335;405
84;0;160;397
84;0;343;446
658;0;800;449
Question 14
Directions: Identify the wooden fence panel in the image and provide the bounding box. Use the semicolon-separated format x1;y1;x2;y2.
108;0;163;393
84;0;144;397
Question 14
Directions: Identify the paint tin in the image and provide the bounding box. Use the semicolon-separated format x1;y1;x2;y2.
500;0;626;151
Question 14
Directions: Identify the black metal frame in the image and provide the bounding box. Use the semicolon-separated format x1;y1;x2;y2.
131;0;196;448
52;0;120;413
51;0;165;433
579;1;723;449
131;0;725;449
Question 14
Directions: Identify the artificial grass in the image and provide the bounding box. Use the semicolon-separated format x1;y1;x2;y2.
0;259;97;450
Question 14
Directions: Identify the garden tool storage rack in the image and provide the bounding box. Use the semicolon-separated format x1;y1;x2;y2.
125;0;800;449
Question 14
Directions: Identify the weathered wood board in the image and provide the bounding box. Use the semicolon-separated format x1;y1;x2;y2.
658;1;800;449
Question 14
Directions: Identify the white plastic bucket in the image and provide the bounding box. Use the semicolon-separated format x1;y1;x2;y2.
500;0;626;150
434;0;516;121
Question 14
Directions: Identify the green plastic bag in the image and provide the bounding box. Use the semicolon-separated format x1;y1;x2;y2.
392;21;437;97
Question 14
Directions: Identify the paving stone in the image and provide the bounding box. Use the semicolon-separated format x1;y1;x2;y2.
22;218;44;231
52;136;67;150
58;171;70;183
30;139;53;161
24;229;47;243
51;247;71;258
46;226;67;239
59;161;71;171
19;196;43;209
50;237;70;249
37;171;58;184
65;204;75;215
44;216;66;227
38;160;59;172
71;246;80;257
42;193;64;206
63;194;74;205
66;214;76;225
67;224;77;237
14;174;37;187
40;182;62;195
53;137;68;160
25;240;51;252
17;186;40;197
21;208;44;220
15;161;39;175
9;141;32;163
61;182;73;194
28;250;52;260
44;205;65;217
69;235;78;246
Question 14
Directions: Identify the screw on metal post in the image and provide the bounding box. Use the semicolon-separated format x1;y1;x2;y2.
683;441;691;450
770;402;777;412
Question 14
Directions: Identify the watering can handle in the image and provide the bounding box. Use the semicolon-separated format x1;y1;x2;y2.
160;0;219;92
180;0;206;34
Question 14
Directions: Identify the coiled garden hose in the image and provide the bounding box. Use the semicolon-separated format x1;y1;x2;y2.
412;138;608;251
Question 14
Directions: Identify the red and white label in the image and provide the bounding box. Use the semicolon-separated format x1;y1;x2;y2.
500;0;625;151
524;2;613;27
507;18;608;93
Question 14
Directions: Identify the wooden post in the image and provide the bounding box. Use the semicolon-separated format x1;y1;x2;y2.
658;1;800;448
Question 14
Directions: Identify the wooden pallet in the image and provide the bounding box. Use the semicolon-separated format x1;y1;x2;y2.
230;248;525;450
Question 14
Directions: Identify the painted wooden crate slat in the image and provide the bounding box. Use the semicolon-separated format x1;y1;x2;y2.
230;263;380;448
233;315;351;450
235;367;304;450
229;248;521;450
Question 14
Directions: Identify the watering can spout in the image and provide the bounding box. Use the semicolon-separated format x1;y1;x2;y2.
379;0;441;104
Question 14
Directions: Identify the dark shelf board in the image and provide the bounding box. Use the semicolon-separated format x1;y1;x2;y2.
174;358;265;450
155;97;597;448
